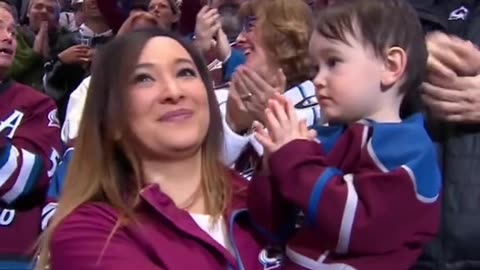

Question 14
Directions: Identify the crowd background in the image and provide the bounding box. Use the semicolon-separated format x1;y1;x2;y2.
0;0;478;269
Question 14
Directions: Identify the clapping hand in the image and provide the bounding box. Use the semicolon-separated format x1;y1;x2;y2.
232;66;286;124
194;6;221;53
422;32;480;123
33;21;49;58
254;94;317;154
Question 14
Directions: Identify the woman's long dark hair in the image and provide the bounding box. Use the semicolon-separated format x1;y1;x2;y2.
35;29;230;269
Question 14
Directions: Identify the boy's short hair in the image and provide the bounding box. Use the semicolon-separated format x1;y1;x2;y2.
315;0;427;93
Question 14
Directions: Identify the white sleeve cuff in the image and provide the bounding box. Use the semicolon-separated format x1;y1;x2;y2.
221;116;252;166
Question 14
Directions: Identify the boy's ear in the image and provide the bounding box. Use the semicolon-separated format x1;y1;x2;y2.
381;47;407;88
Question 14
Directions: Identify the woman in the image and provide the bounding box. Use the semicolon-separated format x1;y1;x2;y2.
148;0;181;31
36;29;276;270
220;0;320;175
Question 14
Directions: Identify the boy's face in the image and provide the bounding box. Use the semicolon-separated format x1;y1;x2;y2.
309;30;386;123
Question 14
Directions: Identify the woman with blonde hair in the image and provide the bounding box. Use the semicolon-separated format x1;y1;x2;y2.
36;29;278;270
220;0;320;177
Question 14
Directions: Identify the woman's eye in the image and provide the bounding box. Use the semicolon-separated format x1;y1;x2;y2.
133;73;154;84
177;68;197;78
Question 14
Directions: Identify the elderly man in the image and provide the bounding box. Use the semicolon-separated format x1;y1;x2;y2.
0;2;62;270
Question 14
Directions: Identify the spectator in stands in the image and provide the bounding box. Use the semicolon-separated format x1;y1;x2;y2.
193;4;240;87
408;1;480;269
36;28;276;270
44;0;112;124
0;2;62;269
59;0;85;32
221;0;319;178
10;0;65;91
148;0;180;31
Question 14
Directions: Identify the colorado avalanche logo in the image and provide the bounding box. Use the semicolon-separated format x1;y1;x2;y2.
48;109;60;128
258;247;283;270
294;95;318;109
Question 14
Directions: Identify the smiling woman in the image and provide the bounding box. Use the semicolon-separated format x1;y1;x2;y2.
220;0;320;177
35;29;275;270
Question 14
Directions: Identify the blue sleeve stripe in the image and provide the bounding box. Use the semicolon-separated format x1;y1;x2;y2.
47;148;74;199
307;167;342;225
18;155;43;198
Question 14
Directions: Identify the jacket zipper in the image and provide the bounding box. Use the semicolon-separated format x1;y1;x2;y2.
228;208;248;270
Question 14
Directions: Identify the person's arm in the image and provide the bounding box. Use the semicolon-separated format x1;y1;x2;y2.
248;124;345;242
421;33;480;123
50;203;164;270
10;34;44;80
215;89;251;166
61;76;90;144
222;48;245;82
44;43;89;102
265;123;441;253
0;94;63;206
247;170;297;244
41;147;73;230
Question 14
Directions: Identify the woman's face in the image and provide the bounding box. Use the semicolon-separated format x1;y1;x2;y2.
126;37;210;160
237;16;276;77
148;0;177;30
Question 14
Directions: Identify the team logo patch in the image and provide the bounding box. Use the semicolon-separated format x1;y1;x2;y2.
294;95;319;110
449;6;469;21
258;247;283;270
48;109;60;128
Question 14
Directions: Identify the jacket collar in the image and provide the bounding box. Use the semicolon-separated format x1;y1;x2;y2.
78;24;113;38
138;170;250;268
0;78;13;96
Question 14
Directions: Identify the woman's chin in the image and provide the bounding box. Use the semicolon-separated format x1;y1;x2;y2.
164;138;204;156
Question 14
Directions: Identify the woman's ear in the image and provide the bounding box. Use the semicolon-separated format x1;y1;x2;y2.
381;46;407;88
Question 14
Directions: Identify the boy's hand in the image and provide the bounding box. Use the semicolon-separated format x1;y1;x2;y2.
255;94;316;154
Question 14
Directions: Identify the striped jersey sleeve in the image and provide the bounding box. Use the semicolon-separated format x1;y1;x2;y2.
0;98;63;206
41;147;74;230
